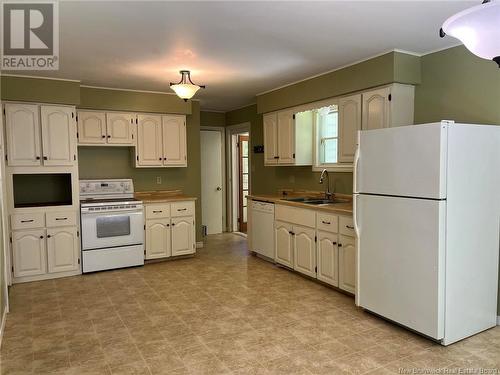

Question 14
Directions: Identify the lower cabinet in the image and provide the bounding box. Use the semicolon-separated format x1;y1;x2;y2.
46;227;79;273
171;216;195;256
317;230;339;287
338;234;356;293
275;221;293;268
12;229;47;278
146;219;171;259
293;225;316;278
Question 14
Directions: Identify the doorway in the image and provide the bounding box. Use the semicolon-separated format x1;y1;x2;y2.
200;128;224;235
237;135;249;233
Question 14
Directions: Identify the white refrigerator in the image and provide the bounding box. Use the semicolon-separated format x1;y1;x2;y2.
354;121;500;345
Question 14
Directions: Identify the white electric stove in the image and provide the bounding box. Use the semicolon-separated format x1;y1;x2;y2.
80;179;144;273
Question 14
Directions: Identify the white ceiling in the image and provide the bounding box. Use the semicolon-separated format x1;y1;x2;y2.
5;1;475;111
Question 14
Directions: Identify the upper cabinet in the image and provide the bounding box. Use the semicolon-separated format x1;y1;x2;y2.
338;94;362;163
77;110;135;146
4;103;77;167
136;114;186;168
263;109;312;166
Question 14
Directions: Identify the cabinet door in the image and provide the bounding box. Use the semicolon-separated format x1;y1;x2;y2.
171;216;195;256
4;103;41;166
293;225;316;278
106;112;135;145
77;111;106;144
362;87;390;131
275;221;293;268
137;114;163;166
263;113;278;165
162;115;187;166
277;110;295;164
317;231;339;287
46;227;79;273
12;229;46;278
40;105;76;166
339;234;356;293
338;94;361;163
146;219;171;259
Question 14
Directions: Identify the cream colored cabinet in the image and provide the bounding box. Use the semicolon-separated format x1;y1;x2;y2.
275;221;293;268
171;216;195;256
4;103;41;166
317;231;339;287
162;115;187;166
277;110;295;164
77;111;107;144
106;112;135;145
46;227;79;273
4;103;76;167
338;234;356;293
12;229;47;278
40;105;76;166
338;94;361;163
263;113;278;165
145;219;171;259
293;225;316;277
137;114;163;166
362;84;415;131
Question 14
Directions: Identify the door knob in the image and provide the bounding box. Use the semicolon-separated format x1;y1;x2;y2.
216;187;222;191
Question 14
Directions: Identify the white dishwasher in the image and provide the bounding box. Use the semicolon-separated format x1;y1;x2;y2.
251;200;275;259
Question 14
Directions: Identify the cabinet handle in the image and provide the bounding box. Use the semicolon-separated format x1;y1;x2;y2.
43;156;48;160
21;219;34;223
289;231;295;235
107;135;111;138
153;210;162;213
338;243;342;247
166;224;170;227
177;208;187;211
346;225;354;229
36;156;40;160
39;235;44;239
159;157;162;160
274;156;279;159
332;241;337;245
47;234;52;238
321;221;331;225
55;217;68;221
172;223;175;226
102;135;106;138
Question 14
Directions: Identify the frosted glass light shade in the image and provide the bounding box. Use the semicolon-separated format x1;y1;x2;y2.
442;1;500;65
170;83;200;100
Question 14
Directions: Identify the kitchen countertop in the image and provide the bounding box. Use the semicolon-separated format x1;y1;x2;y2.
135;190;197;204
247;193;353;215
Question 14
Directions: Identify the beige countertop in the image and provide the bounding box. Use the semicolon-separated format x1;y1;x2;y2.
135;190;197;204
248;193;353;215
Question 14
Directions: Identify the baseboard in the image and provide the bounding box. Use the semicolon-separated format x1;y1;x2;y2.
497;316;500;326
0;308;7;348
196;241;203;248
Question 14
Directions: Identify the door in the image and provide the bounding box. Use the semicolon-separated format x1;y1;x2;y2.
317;231;339;287
338;94;361;163
275;221;293;267
171;216;195;256
263;113;278;165
357;194;446;339
46;227;79;273
12;229;46;277
106;112;134;144
162;115;187;166
362;87;390;130
77;111;106;144
356;123;447;199
293;225;316;277
40;105;76;166
4;103;41;166
277;110;295;164
146;219;171;259
137;114;163;166
338;235;356;293
200;130;223;234
238;135;249;233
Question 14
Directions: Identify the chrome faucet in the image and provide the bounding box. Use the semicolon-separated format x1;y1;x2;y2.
319;169;333;200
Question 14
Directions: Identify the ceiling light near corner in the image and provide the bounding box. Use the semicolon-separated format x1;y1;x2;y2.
170;70;206;101
440;0;500;67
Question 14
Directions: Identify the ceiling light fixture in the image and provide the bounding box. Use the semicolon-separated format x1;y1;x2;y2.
169;70;206;101
440;0;500;67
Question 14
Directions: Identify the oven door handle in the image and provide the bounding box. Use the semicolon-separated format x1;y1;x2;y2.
81;209;144;215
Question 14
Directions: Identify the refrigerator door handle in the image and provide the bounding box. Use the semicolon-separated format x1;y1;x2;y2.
353;193;360;238
353;135;360;194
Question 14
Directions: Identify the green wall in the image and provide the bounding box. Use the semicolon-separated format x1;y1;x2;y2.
256;51;420;114
415;45;500;125
200;111;225;127
1;76;80;105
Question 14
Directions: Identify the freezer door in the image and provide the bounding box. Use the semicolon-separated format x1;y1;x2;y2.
356;194;446;340
355;123;448;199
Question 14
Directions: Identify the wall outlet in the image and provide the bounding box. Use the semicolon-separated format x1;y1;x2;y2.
156;176;162;184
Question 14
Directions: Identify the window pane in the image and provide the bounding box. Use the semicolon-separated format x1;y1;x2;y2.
324;139;338;164
243;206;247;222
242;174;249;190
323;112;338;138
242;141;248;157
242;157;249;174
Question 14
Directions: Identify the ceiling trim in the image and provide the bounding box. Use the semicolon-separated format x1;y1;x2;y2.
0;73;81;82
80;84;178;96
226;102;257;113
420;42;463;57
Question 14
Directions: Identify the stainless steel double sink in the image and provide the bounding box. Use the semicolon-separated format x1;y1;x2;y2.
283;196;350;205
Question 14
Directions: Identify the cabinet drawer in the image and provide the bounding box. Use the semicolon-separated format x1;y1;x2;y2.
46;211;77;227
275;204;315;228
145;204;171;219
339;216;355;237
316;213;338;233
171;201;195;217
11;213;45;230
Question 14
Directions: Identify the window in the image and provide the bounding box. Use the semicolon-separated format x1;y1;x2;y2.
317;106;339;165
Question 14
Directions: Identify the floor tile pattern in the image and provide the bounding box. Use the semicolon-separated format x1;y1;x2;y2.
1;234;499;374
